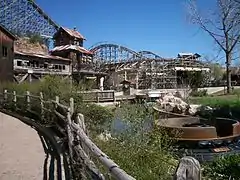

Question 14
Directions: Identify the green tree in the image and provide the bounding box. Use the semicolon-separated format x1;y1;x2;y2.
188;0;240;94
210;63;224;81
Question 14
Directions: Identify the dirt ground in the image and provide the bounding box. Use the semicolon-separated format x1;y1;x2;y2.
0;112;44;180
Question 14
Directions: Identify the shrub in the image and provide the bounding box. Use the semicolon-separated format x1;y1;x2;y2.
190;89;207;97
203;154;240;179
95;103;178;179
75;103;114;135
0;76;112;134
96;125;178;179
28;33;44;44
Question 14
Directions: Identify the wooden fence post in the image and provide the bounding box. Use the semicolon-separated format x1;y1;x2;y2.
69;98;74;115
174;156;201;180
13;91;17;109
113;91;116;102
4;89;8;102
40;92;44;119
77;113;86;133
96;92;99;103
26;91;30;109
55;96;59;109
67;110;74;161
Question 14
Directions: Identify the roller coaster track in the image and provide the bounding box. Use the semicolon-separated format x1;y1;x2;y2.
0;0;59;37
89;42;163;64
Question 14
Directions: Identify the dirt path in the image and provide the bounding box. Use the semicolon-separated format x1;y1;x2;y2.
0;112;45;180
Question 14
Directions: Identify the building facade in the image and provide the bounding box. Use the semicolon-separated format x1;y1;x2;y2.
14;51;71;83
0;24;16;82
51;27;106;88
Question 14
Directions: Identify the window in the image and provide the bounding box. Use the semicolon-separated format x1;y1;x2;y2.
62;65;66;70
17;60;22;66
2;46;7;57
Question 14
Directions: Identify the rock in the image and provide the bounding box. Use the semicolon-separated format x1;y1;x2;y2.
96;131;113;142
156;93;202;115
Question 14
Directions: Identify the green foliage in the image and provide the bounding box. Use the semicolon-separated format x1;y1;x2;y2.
76;103;114;135
190;89;207;97
210;63;224;81
96;130;177;180
189;71;206;89
26;32;44;44
203;155;240;179
180;71;207;90
189;94;240;107
95;103;178;180
0;76;112;132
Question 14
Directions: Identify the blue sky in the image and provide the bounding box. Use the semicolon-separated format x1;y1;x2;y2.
37;0;218;59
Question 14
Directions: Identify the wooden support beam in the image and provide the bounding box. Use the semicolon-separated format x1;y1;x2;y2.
19;73;29;83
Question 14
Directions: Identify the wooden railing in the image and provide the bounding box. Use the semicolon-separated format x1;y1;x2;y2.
0;90;202;180
77;90;116;103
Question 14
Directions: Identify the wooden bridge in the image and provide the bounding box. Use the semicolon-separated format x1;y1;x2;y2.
0;90;202;180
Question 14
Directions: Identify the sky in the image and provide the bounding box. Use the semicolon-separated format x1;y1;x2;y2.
37;0;220;60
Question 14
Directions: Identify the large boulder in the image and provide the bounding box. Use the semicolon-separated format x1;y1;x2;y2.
156;93;196;115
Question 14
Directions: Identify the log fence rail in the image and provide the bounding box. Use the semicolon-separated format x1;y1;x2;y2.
0;90;201;180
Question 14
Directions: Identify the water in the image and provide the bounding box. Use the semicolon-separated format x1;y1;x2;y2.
110;117;154;136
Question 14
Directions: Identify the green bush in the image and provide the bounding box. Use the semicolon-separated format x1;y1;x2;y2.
190;89;207;97
27;33;44;44
96;126;177;180
76;103;114;135
0;76;113;133
94;103;178;180
203;154;240;179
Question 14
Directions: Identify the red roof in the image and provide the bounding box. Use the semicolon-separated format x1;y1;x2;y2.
62;27;85;40
15;51;71;61
51;45;93;55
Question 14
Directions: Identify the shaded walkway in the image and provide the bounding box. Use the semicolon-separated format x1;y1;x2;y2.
0;112;44;180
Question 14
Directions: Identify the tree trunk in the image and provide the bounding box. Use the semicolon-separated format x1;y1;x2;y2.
226;52;232;94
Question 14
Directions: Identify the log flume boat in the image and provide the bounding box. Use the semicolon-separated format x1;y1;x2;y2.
153;106;240;162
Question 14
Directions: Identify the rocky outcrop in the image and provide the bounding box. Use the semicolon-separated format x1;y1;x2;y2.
156;93;200;115
14;37;48;55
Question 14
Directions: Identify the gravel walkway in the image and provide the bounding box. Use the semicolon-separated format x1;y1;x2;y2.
0;112;45;180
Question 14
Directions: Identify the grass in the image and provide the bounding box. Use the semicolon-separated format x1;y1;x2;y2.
211;87;240;96
189;95;240;106
188;88;240;108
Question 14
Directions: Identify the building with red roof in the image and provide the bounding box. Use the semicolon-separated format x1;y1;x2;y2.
51;27;106;85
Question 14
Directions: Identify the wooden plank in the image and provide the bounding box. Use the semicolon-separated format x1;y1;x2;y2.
71;122;135;180
13;91;17;109
4;89;8;102
69;98;74;116
26;91;30;109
